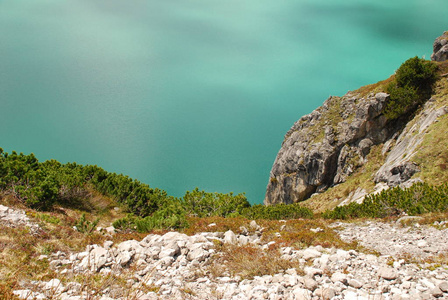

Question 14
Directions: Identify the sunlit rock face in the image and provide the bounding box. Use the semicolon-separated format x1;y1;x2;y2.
264;92;391;205
431;31;448;62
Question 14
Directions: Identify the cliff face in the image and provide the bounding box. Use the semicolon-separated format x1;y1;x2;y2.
265;92;392;205
432;31;448;62
265;32;448;206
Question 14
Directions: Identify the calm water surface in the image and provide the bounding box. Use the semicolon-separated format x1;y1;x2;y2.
1;0;447;203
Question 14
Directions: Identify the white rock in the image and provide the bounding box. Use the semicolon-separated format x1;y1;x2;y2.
304;267;323;277
439;281;448;292
161;231;189;242
89;247;108;271
331;272;348;284
238;235;249;246
417;240;428;247
292;287;312;299
344;290;368;300
336;249;351;260
303;277;318;291
378;266;399;280
302;248;322;260
118;240;143;253
187;247;209;262
103;240;114;249
348;278;363;288
421;278;436;289
431;286;444;297
159;242;180;258
224;230;238;244
116;250;133;266
249;220;260;230
45;278;65;293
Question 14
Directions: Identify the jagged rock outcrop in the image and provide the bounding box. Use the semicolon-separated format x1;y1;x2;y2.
265;92;391;205
431;31;448;62
265;31;448;206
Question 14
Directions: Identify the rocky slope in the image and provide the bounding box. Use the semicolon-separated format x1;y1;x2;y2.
265;32;448;207
4;203;448;300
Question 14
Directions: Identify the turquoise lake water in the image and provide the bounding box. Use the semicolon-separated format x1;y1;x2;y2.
1;0;447;204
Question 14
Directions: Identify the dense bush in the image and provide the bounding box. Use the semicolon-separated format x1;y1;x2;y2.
242;203;313;220
1;148;314;232
181;188;250;217
385;57;438;120
113;208;188;232
323;182;448;220
0;150;58;209
0;148;170;214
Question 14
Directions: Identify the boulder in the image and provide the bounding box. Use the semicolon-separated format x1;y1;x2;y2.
223;230;238;244
378;266;399;280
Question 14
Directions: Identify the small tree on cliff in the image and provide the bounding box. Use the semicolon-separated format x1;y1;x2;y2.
385;56;438;120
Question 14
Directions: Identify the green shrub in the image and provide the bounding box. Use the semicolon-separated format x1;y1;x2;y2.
113;201;188;232
0;148;172;214
323;182;448;219
75;213;100;234
112;214;137;231
385;57;438;120
181;188;250;218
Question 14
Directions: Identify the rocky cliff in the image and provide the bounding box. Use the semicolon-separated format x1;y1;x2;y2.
265;32;448;207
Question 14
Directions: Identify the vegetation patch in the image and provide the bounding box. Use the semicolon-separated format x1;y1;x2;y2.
384;57;438;120
323;182;448;219
208;243;302;280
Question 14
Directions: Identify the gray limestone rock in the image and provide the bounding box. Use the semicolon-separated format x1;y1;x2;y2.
89;247;109;271
331;272;348;285
292;287;312;299
378;266;399;280
302;248;322;260
438;281;448;292
303;277;318;291
431;31;448;62
265;92;391;205
224;230;237;244
375;106;448;186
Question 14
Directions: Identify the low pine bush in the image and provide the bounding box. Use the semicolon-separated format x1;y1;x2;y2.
323;182;448;219
385;57;438;120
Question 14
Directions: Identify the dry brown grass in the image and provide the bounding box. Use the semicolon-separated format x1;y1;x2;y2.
259;219;357;250
208;243;302;280
183;216;356;251
182;216;250;236
0;194;144;298
355;75;394;97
